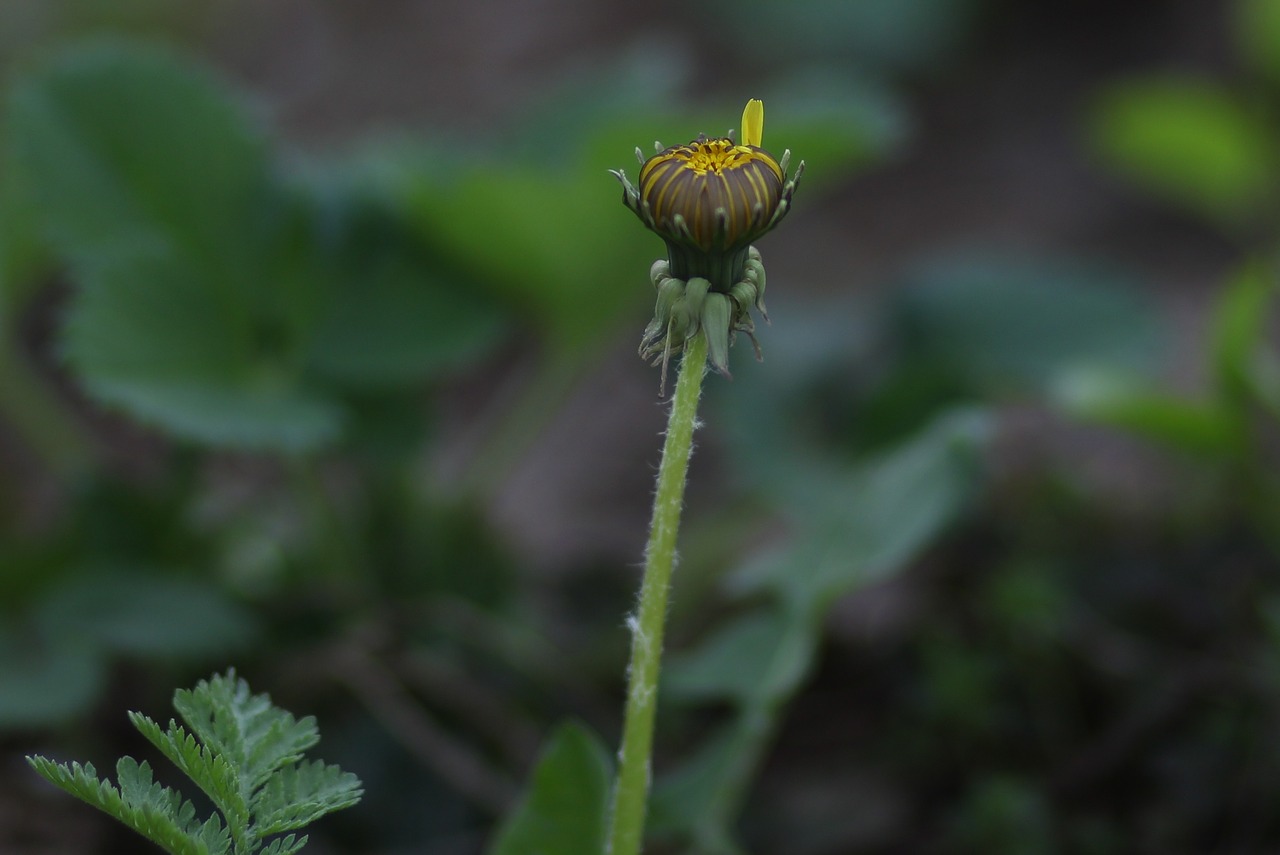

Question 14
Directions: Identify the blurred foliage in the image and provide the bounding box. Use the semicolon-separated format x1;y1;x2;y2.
5;1;1280;854
698;0;987;75
1089;78;1276;227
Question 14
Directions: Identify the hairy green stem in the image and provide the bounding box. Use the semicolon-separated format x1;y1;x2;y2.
607;331;709;855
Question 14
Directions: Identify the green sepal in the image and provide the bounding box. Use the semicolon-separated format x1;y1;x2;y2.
729;281;758;319
682;277;712;341
702;292;734;376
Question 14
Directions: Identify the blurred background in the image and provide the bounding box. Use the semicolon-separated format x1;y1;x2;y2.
3;0;1280;852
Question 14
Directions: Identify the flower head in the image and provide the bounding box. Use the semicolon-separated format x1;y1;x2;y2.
612;100;804;388
614;99;801;291
637;136;783;261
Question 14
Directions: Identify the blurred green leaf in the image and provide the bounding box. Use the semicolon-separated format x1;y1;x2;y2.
701;0;983;73
6;43;356;449
303;196;509;388
759;71;909;182
647;726;743;852
1058;374;1245;458
733;410;988;611
894;255;1161;395
949;776;1055;855
1211;261;1276;404
64;250;343;449
396;162;652;352
0;630;105;728
35;569;256;659
1089;78;1276;223
665;606;816;706
0;161;48;317
6;41;273;275
981;561;1069;648
1237;0;1280;86
490;722;611;855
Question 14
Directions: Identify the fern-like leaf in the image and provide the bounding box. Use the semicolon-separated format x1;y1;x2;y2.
28;670;360;854
174;671;320;793
254;760;364;836
258;834;308;855
130;711;252;850
26;756;231;855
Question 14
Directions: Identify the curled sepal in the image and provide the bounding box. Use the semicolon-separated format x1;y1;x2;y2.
701;293;734;377
681;278;712;341
745;248;768;319
638;245;775;393
643;276;685;344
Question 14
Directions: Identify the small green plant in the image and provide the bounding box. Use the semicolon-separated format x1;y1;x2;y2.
26;670;362;855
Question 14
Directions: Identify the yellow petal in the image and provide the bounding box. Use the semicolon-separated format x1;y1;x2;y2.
741;98;764;148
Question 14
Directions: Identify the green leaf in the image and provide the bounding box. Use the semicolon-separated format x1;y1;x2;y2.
1089;77;1276;223
397;161;652;352
1056;370;1246;458
757;71;908;182
698;0;980;73
35;569;256;659
254;760;364;835
1236;0;1280;87
893;255;1161;396
664;606;817;706
489;722;612;855
647;726;744;851
7;42;343;450
129;713;251;841
172;672;320;793
6;41;272;275
0;631;105;728
1211;261;1276;404
733;410;988;611
0;154;49;316
26;756;229;855
257;835;307;855
27;670;360;854
302;198;509;387
61;234;342;451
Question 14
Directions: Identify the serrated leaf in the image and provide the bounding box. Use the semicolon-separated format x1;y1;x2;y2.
254;760;364;834
489;722;612;855
29;671;359;854
258;834;307;855
1089;77;1276;223
27;756;228;855
130;713;250;839
174;672;319;793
